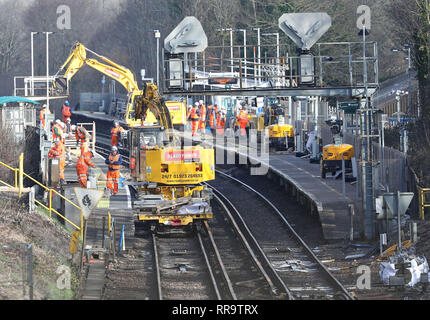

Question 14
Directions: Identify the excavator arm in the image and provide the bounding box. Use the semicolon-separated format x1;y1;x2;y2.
54;43;173;138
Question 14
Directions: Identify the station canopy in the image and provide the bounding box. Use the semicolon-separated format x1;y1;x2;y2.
0;96;40;106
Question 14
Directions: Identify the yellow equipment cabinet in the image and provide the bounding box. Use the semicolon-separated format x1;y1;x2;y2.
320;144;354;179
268;124;294;150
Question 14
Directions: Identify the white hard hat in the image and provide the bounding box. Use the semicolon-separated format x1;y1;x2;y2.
71;125;76;131
66;118;71;123
111;146;118;152
53;137;60;143
199;100;203;104
195;102;199;106
55;119;61;124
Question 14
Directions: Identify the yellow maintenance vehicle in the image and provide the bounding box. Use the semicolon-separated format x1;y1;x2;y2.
320;119;355;180
54;42;215;232
320;144;354;179
265;104;294;150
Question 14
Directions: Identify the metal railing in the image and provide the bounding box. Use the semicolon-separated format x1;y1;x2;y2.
13;76;68;98
418;187;430;220
64;122;96;154
162;41;379;93
0;153;83;236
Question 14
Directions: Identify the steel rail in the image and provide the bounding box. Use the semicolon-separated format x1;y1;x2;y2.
201;220;237;300
196;229;223;300
152;233;163;300
206;183;293;300
214;170;354;300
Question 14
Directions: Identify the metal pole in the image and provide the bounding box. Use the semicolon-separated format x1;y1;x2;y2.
155;30;160;86
276;33;280;85
257;28;261;85
242;29;247;88
31;32;37;96
362;25;374;239
45;32;53;108
342;154;346;197
79;219;88;273
230;30;234;74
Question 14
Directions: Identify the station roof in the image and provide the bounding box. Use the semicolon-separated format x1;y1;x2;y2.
0;96;40;106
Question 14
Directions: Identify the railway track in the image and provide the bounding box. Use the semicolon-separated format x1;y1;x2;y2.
208;170;354;300
151;229;220;300
95;130;352;300
96;140;286;300
149;207;291;300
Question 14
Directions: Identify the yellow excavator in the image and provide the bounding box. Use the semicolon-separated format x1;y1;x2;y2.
54;43;215;232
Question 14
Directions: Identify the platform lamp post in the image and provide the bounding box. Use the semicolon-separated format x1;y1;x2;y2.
43;32;54;108
359;25;375;240
154;30;161;86
30;32;39;96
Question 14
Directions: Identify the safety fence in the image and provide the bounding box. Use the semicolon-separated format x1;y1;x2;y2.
0;154;83;236
318;125;426;218
0;243;33;300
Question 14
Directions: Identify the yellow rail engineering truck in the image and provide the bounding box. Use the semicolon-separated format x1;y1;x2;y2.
320;144;354;180
54;43;215;234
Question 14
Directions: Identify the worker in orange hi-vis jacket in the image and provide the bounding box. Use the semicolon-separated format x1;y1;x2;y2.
206;104;218;134
187;102;200;136
237;106;249;136
39;104;49;130
76;150;95;188
52;119;66;143
216;110;226;134
62;100;72;123
75;126;90;155
48;138;66;184
198;100;206;132
105;146;122;195
111;120;125;147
